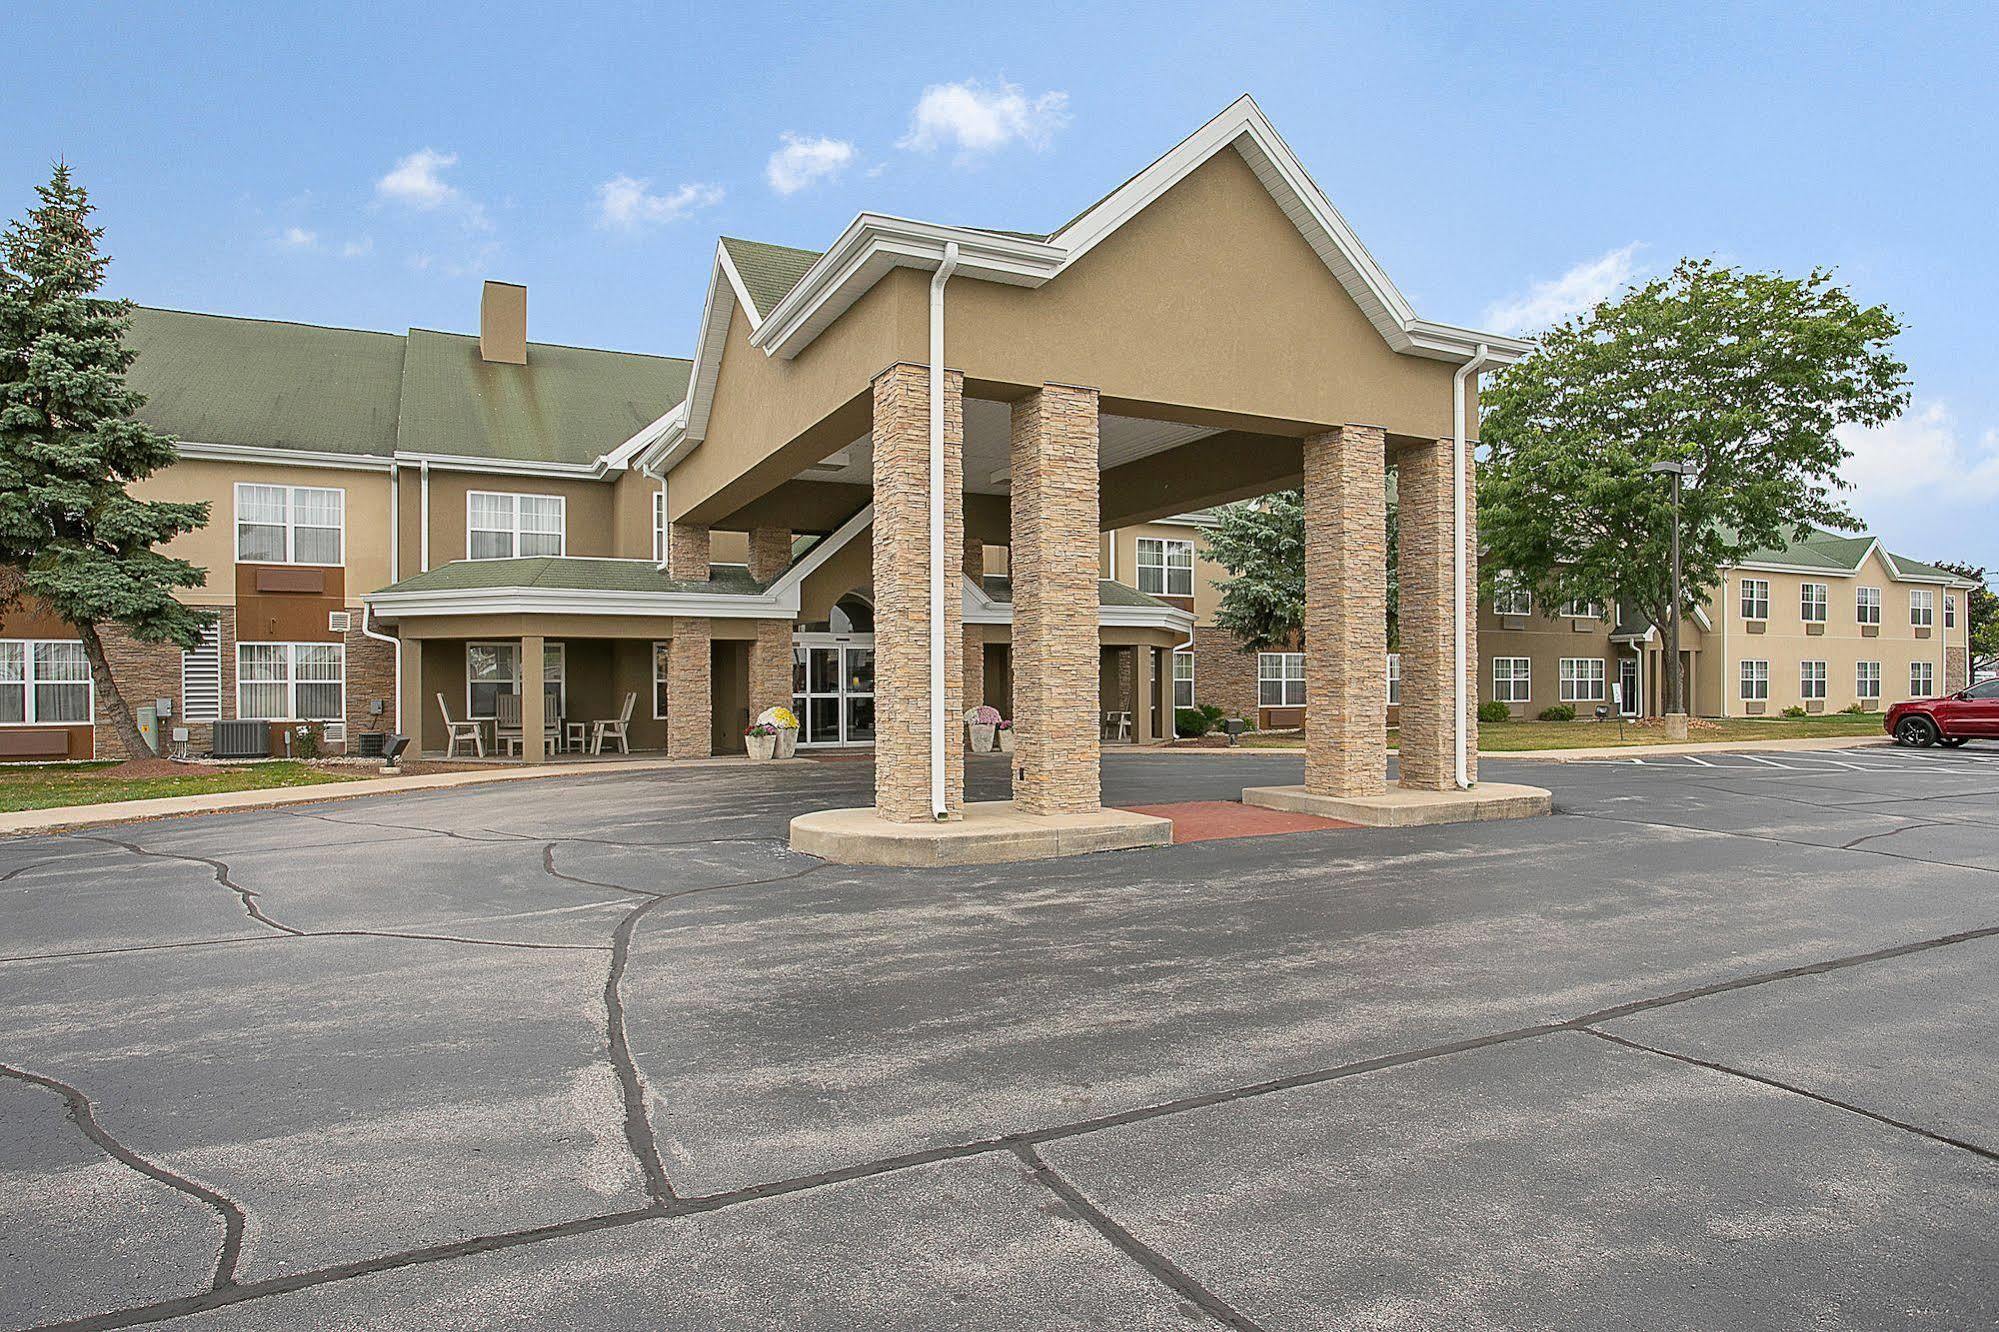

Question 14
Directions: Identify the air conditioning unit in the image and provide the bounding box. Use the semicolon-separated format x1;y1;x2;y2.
328;611;352;633
211;719;271;759
321;723;347;744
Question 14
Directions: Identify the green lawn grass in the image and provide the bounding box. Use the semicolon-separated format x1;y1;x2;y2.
1228;713;1887;752
0;761;362;814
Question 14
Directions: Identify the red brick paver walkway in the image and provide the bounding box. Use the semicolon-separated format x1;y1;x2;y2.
1118;800;1355;844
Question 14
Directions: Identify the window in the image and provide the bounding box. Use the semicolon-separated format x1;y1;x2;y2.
1559;657;1606;702
1801;583;1828;623
181;623;222;723
651;489;667;563
1135;537;1194;597
466;642;565;719
1493;583;1532;617
1856;661;1881;700
1257;652;1304;708
1911;661;1934;697
1800;660;1827;700
1911;588;1934;628
1857;586;1881;625
467;491;565;560
1492;657;1531;703
1560;599;1603;620
235;643;344;721
653;642;671;719
1740;579;1769;620
235;484;343;565
1945;594;1957;629
1386;653;1401;706
1172;650;1195;709
1740;659;1769;701
0;640;93;724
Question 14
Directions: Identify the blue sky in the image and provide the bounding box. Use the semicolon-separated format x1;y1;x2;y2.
7;2;1995;570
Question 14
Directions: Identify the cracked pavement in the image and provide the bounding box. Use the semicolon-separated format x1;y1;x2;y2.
1;747;1995;1329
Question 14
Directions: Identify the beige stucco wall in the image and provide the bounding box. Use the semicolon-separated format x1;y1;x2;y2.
1100;522;1228;621
1476;601;1669;717
138;458;395;605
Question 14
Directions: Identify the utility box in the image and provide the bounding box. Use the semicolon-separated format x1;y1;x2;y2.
135;706;161;755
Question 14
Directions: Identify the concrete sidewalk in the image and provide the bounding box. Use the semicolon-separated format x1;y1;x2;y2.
1146;734;1896;763
0;756;808;837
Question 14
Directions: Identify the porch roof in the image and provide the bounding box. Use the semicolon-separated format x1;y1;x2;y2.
979;575;1177;611
375;557;768;597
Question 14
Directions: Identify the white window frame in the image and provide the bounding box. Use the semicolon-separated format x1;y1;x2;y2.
234;483;345;567
1857;586;1881;625
652;641;671;719
466;641;567;719
1560;599;1604;620
1492;657;1531;703
1559;657;1606;703
1910;660;1934;697
235;642;345;722
1740;579;1769;621
1493;583;1532;617
651;489;667;564
1135;537;1195;598
0;639;94;725
180;623;223;723
1740;659;1770;701
1800;660;1827;700
1911;588;1935;628
1945;594;1957;629
1856;661;1881;700
466;490;567;561
1386;652;1401;706
1256;652;1305;708
1172;650;1195;709
1800;583;1828;623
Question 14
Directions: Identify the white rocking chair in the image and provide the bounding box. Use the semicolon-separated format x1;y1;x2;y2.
437;693;485;758
591;692;637;755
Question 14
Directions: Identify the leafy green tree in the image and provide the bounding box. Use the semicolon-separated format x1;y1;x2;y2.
1932;561;1998;662
1479;258;1909;716
0;163;210;759
1205;488;1398;651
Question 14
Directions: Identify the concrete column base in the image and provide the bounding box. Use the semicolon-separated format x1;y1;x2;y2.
790;800;1170;867
1664;713;1690;741
1241;781;1551;828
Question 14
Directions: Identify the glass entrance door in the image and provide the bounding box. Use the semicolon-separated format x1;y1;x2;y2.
794;637;875;745
1619;656;1640;717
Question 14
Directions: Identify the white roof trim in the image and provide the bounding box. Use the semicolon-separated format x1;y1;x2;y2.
363;584;799;623
763;503;876;600
393;450;607;479
175;440;395;473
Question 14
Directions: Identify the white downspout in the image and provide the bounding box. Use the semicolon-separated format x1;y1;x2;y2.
928;241;960;819
360;602;402;734
419;459;432;573
1452;344;1491;790
387;462;401;583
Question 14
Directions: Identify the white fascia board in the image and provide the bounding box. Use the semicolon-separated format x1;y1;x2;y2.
715;242;763;328
175;440;395;473
393;451;609;480
364;583;799;623
605;400;686;474
628;245;741;475
762;503;876;601
1733;560;1857;578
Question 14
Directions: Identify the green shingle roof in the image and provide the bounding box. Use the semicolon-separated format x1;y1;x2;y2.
1736;527;1961;581
125;308;407;455
980;575;1175;610
377;557;767;597
720;237;824;320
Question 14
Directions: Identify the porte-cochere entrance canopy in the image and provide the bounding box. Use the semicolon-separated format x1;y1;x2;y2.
625;96;1526;828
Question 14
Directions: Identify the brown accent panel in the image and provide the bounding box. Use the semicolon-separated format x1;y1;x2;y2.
0;587;79;640
0;726;90;759
235;565;346;643
254;566;326;594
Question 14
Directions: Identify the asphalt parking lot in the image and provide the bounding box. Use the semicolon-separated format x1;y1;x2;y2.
2;744;1995;1330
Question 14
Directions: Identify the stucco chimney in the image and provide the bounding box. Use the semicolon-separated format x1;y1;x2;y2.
479;280;527;364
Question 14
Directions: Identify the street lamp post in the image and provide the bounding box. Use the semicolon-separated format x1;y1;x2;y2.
1649;460;1689;740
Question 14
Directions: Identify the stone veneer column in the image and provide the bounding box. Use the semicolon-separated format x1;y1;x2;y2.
748;527;792;582
1303;424;1388;797
667;522;710;581
1395;437;1478;789
871;363;965;822
666;618;712;758
748;619;794;725
1010;383;1101;815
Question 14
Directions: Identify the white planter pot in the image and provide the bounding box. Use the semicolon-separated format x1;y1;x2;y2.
775;727;798;759
968;722;996;753
996;729;1015;754
746;732;778;761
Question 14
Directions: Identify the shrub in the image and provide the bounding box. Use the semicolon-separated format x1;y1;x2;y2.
1175;708;1212;738
1841;702;1869;715
1477;700;1513;724
1780;705;1808;719
289;724;322;760
1537;704;1577;722
1198;704;1226;724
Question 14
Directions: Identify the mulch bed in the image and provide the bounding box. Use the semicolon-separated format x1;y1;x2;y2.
85;758;209;780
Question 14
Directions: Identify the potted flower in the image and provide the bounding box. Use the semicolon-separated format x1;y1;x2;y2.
759;705;801;759
965;704;1001;753
744;720;780;761
995;717;1015;754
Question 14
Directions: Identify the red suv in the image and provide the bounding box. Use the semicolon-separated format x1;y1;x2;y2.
1886;679;1999;747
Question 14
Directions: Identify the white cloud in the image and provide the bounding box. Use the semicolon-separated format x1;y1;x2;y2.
376;148;490;231
278;226;318;249
898;79;1071;157
1483;242;1644;335
595;176;725;231
765;134;856;195
339;237;373;259
1839;401;1999;505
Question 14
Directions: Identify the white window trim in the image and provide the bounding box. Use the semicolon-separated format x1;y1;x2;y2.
1493;586;1532;617
1945;594;1957;629
1386;652;1401;707
1740;579;1770;621
0;639;95;726
1492;656;1531;704
1256;651;1305;708
1856;661;1881;699
234;641;346;722
652;640;671;720
1911;588;1935;628
1559;657;1606;703
1740;659;1770;701
465;640;568;720
1559;599;1603;620
233;483;346;568
1135;536;1196;598
1800;660;1827;700
1172;649;1195;710
651;489;667;564
1800;583;1828;623
1911;661;1935;697
466;490;568;562
1857;586;1881;625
